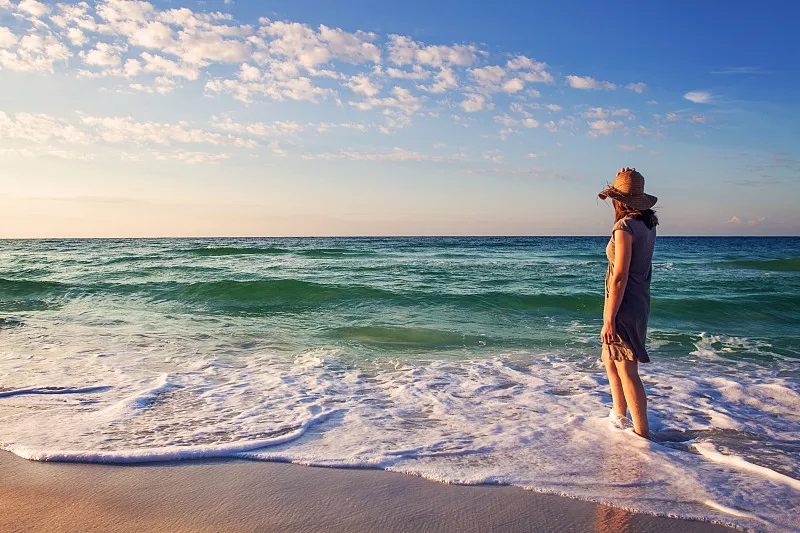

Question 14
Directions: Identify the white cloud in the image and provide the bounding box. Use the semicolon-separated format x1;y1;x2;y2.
684;91;713;104
636;125;666;138
501;78;524;93
748;216;766;225
460;93;487;113
140;52;199;80
0;147;94;160
267;140;287;156
350;86;422;114
521;118;539;128
258;20;379;71
612;108;635;120
96;0;155;25
78;113;257;147
130;75;176;94
626;82;647;93
346;73;381;96
0;111;91;144
128;21;174;49
80;42;125;67
237;63;261;81
0;34;71;72
506;55;553;83
211;118;303;136
566;75;616;90
582;108;634;123
617;144;644;151
315;122;368;134
66;27;88;46
498;127;516;141
588;119;624;136
385;65;430;80
482;150;504;164
545;104;562;112
387;34;477;67
424;67;458;93
152;150;230;164
0;27;18;48
727;216;742;224
658;112;706;124
582;107;608;119
494;114;517;127
307;147;466;162
49;3;98;31
17;0;50;17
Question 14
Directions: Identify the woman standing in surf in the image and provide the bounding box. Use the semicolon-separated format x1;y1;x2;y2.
598;167;658;439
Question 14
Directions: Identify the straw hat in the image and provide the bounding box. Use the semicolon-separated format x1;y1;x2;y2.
598;168;657;210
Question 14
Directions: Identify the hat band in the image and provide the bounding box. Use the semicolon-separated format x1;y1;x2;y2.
606;185;644;197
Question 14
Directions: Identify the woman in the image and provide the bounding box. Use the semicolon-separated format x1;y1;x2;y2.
598;167;658;439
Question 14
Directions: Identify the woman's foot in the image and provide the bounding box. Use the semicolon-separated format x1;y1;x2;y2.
608;409;633;430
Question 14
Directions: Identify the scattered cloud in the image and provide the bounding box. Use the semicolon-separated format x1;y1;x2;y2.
306;147;467;162
726;215;766;225
0;0;729;182
211;118;303;136
152;150;230;164
588;119;624;136
0;111;91;144
461;93;488;112
684;91;713;104
387;34;477;68
566;75;616;90
0;146;94;161
626;82;647;93
482;150;504;164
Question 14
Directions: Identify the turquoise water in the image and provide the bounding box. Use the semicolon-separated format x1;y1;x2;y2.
1;237;798;531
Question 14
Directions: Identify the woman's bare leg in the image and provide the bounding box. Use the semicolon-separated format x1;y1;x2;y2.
613;359;649;439
602;351;627;418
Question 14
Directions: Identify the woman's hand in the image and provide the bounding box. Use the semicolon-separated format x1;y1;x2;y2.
601;321;616;344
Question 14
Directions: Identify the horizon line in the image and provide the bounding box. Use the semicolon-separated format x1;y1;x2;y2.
1;235;798;240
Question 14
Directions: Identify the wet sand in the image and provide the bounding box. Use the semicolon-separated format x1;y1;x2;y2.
0;451;737;533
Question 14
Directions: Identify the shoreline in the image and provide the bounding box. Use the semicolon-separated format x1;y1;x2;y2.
0;451;739;533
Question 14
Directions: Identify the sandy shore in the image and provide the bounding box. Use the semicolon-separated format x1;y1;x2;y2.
0;451;737;533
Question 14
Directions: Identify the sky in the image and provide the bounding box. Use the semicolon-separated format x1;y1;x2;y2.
1;0;798;237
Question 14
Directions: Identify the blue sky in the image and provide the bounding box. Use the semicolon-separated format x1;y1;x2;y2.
1;0;798;237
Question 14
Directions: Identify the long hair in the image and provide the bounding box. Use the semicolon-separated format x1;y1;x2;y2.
613;199;659;229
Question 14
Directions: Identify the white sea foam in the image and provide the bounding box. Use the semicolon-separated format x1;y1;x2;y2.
1;322;798;532
693;442;800;491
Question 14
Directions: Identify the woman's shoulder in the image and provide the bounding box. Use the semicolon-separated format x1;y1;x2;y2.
612;216;637;235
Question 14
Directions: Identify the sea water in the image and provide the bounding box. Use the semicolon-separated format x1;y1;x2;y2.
1;237;798;531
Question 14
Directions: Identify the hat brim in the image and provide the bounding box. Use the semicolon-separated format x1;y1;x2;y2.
598;188;657;210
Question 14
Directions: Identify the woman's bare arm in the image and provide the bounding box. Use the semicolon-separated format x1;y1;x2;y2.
601;229;633;344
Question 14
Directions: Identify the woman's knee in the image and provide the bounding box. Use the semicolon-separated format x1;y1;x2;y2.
613;359;639;379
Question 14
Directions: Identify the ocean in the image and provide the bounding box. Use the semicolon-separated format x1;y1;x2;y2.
1;237;798;531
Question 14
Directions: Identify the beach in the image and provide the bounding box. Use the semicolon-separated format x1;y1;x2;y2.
1;451;739;533
1;237;798;532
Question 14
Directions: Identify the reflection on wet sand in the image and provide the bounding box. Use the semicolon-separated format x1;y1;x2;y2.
593;427;648;533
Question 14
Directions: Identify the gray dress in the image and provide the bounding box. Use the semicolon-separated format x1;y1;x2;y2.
605;217;656;363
